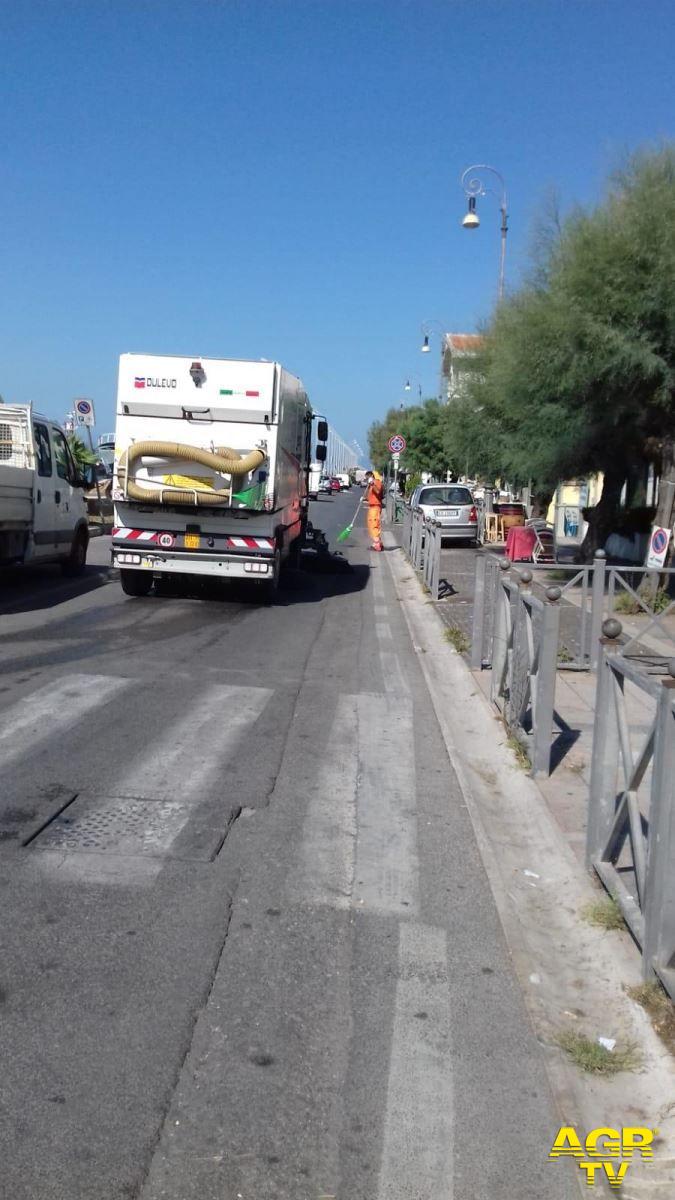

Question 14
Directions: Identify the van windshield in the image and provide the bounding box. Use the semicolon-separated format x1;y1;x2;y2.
419;487;472;505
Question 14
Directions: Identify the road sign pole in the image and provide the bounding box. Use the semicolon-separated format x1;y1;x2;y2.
86;425;103;514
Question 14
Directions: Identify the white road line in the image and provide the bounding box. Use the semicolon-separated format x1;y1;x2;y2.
377;923;453;1200
375;620;393;642
354;694;419;914
379;650;411;697
374;604;388;618
0;674;128;766
288;695;357;908
112;685;273;800
291;693;418;913
371;566;386;600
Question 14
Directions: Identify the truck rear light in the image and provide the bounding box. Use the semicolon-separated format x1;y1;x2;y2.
244;561;270;573
469;506;477;523
117;552;142;565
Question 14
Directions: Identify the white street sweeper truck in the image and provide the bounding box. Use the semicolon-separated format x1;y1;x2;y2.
112;353;327;597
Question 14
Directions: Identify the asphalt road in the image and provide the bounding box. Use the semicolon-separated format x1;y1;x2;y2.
0;491;576;1200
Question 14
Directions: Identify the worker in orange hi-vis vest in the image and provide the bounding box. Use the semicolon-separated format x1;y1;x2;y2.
364;470;384;551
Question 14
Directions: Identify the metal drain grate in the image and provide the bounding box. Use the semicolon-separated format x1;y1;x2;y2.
30;794;197;858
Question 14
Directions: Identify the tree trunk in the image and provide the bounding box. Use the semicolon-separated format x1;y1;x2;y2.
531;488;554;518
579;460;627;562
651;437;675;589
625;458;649;508
654;436;675;532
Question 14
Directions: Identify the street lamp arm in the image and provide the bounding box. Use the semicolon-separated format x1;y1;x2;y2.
461;164;508;211
420;318;446;337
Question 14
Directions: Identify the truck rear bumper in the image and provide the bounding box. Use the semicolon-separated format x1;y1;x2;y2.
112;548;274;578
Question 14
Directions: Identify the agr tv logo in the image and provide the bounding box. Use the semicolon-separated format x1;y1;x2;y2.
549;1125;656;1188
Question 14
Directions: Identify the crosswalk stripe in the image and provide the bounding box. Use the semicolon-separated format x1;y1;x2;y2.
377;923;453;1200
31;683;274;886
379;650;411;696
288;695;357;908
291;693;418;914
112;684;273;801
0;674;128;766
354;694;419;914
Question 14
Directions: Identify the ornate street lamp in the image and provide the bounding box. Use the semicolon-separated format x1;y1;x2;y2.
419;318;446;354
460;164;508;300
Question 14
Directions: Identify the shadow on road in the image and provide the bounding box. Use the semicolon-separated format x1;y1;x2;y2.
0;563;115;617
152;554;369;606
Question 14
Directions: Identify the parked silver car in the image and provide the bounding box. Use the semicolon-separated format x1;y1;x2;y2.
410;484;478;544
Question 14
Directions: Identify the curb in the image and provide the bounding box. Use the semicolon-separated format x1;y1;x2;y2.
383;533;675;1198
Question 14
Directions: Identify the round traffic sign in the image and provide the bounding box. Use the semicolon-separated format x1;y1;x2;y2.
652;528;668;554
76;399;93;416
388;434;406;454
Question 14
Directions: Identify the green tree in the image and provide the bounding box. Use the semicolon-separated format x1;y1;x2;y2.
67;433;98;476
367;398;448;477
464;145;675;549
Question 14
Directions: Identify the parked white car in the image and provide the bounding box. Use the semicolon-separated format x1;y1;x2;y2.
409;483;478;545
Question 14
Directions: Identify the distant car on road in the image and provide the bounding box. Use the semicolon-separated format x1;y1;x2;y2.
319;476;332;495
329;478;341;492
410;483;478;546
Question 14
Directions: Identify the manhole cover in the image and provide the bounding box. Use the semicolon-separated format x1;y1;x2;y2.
29;794;214;859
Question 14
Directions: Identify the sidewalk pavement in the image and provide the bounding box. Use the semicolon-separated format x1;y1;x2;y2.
382;528;675;1197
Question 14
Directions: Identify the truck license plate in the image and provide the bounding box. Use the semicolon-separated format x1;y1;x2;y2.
184;534;200;549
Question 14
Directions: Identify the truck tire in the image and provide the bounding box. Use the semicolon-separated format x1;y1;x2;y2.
261;551;281;602
285;536;302;571
120;568;154;597
61;528;89;577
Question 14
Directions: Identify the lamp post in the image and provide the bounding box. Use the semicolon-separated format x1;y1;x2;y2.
403;376;422;401
460;164;508;300
419;320;448;401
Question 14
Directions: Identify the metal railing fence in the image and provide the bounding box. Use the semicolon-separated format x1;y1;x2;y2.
472;551;675;673
401;503;412;556
422;520;442;600
489;568;562;776
587;622;675;1000
607;565;675;657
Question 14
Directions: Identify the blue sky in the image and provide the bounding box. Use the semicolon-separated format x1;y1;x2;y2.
0;0;672;458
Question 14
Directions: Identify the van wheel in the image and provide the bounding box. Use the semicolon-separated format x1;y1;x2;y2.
61;529;88;576
120;569;154;597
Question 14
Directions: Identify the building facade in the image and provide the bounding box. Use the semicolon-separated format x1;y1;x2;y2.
441;333;484;403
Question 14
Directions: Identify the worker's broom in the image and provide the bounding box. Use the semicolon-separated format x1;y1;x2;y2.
336;498;364;543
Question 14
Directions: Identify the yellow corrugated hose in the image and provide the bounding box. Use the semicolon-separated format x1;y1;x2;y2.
117;441;266;507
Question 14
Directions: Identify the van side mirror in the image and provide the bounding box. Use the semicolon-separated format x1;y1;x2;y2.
315;445;327;462
316;419;328;443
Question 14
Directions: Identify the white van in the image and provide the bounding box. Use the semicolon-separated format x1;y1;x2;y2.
0;404;89;572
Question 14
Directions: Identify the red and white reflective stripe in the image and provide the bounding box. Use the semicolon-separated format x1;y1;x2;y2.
112;528;159;542
112;528;274;551
226;536;274;550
